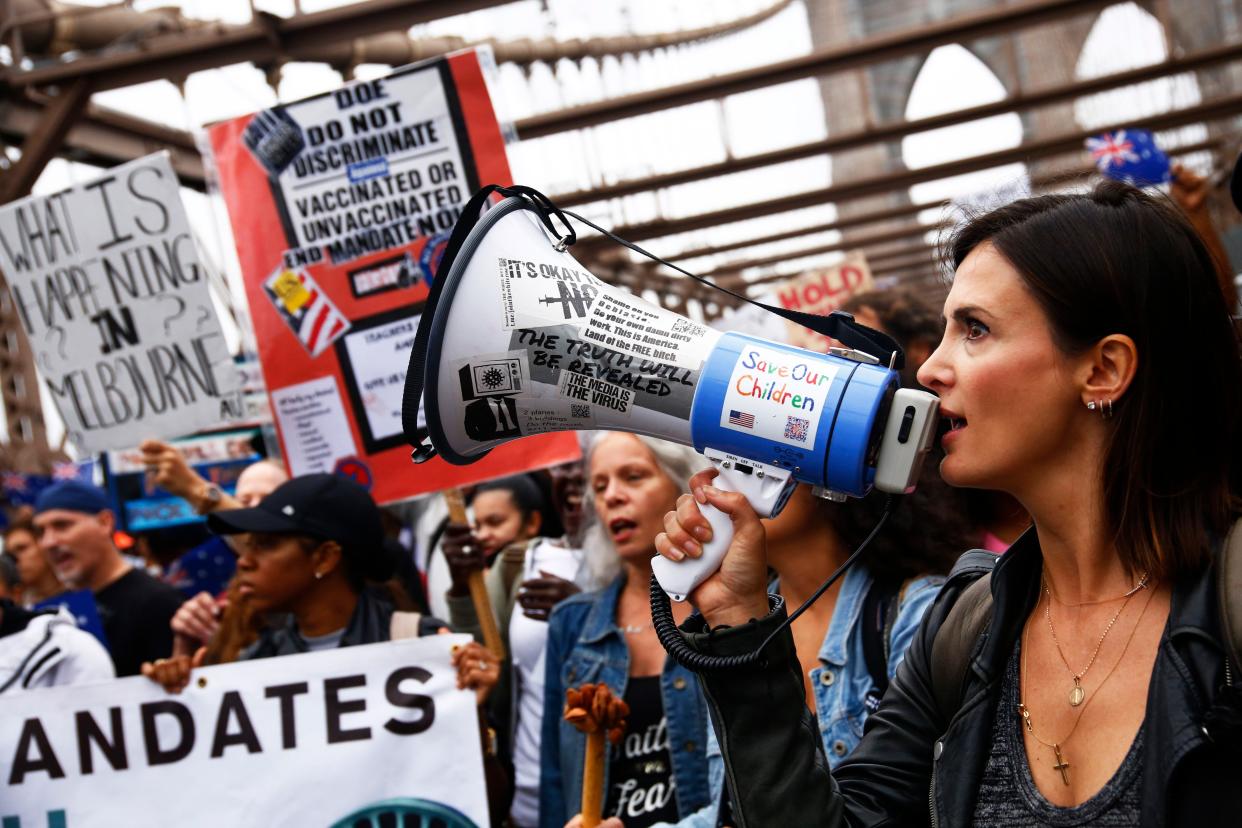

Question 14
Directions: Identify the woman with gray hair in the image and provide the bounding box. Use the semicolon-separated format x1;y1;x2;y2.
540;433;718;828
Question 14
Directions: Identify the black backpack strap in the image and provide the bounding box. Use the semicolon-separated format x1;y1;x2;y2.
929;550;998;725
861;576;902;710
1221;517;1242;682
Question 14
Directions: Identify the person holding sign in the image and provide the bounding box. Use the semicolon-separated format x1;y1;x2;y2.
442;475;552;628
141;472;512;822
139;438;289;514
164;475;441;664
141;474;500;699
543;435;717;828
446;463;592;828
33;481;185;676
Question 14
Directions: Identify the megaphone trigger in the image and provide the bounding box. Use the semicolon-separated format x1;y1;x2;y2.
651;450;796;602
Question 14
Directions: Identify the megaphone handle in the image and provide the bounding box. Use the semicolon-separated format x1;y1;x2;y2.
650;475;740;603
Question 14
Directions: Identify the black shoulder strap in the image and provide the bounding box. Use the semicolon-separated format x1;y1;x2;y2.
929;550;998;725
1221;517;1242;680
861;577;902;700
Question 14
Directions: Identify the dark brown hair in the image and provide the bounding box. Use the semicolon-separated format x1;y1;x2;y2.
841;288;945;351
1;517;35;546
947;179;1242;580
822;448;975;582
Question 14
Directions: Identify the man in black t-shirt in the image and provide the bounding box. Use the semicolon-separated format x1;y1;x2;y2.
33;481;185;677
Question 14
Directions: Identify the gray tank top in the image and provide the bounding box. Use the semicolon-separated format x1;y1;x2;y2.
971;639;1144;826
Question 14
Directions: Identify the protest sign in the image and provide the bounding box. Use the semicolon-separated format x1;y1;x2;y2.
1;635;489;828
0;152;240;452
206;50;579;503
771;254;874;352
104;430;263;531
217;356;273;427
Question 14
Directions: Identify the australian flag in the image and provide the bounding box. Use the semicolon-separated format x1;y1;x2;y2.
1;471;51;507
1086;128;1170;187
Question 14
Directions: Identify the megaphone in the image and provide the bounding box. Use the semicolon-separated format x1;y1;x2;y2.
403;187;940;602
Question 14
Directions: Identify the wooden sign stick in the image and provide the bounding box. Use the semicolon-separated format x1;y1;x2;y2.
443;487;506;660
565;683;629;828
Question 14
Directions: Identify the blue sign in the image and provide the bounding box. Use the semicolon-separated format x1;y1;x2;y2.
104;430;262;532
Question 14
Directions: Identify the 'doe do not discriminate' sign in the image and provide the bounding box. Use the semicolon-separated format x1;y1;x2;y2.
0;636;489;828
0;152;240;452
206;50;579;504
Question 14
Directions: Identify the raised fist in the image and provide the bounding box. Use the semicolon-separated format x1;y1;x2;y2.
243;107;305;177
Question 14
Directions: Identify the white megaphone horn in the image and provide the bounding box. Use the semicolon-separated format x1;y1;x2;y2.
403;185;940;603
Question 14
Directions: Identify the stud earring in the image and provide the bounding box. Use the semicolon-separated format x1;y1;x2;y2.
314;571;324;580
1086;401;1097;411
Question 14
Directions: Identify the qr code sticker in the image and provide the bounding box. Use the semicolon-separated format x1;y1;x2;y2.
570;404;591;419
785;416;810;443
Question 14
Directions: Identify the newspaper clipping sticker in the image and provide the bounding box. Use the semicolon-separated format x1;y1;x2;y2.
497;254;599;331
583;292;710;372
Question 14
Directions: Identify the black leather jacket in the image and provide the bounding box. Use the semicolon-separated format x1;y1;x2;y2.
681;531;1242;827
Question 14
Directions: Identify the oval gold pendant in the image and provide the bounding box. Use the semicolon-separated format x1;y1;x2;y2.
1069;685;1085;706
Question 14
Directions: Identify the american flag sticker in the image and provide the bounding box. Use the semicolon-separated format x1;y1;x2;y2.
728;409;755;428
263;265;350;358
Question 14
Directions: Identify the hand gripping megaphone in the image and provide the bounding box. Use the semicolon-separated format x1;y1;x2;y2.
402;186;940;602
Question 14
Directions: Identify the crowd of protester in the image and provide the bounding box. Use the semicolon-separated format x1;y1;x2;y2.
1;172;1240;827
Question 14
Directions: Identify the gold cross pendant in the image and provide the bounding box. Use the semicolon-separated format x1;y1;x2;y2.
1052;743;1071;786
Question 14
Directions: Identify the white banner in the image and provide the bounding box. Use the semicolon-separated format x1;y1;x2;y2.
0;152;239;452
1;635;489;828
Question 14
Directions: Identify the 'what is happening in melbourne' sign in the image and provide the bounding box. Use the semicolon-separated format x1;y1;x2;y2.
0;152;238;452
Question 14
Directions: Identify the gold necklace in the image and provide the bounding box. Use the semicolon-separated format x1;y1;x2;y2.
1017;583;1154;786
1045;571;1150;608
1043;574;1145;706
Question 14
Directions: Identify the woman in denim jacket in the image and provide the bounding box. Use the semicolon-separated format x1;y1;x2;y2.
541;434;718;828
764;461;974;766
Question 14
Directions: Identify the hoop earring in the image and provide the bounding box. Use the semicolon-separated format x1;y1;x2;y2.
1104;399;1114;419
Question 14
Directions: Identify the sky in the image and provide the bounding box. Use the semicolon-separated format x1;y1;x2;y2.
2;0;1217;449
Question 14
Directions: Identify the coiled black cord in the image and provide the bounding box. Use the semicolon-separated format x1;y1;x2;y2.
651;495;896;672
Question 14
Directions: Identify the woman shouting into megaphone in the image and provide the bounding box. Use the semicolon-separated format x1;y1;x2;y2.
655;180;1242;827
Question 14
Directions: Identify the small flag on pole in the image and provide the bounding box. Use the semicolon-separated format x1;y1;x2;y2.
1085;128;1170;187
